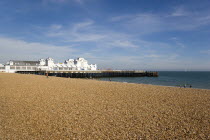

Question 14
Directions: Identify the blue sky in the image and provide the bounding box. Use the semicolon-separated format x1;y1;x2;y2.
0;0;210;70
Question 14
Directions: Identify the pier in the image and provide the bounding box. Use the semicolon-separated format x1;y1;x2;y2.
2;57;158;78
17;70;158;78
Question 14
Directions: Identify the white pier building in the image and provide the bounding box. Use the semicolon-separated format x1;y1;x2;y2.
0;57;97;73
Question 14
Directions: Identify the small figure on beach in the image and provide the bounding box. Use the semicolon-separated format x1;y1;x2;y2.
190;85;192;88
46;73;48;78
109;78;111;81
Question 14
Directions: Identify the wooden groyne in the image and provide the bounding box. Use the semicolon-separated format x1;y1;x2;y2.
17;70;158;78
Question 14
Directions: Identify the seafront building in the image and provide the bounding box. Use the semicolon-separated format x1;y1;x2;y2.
0;57;97;73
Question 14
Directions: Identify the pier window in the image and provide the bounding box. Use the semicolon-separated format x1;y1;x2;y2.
10;66;15;70
22;67;26;70
27;67;32;70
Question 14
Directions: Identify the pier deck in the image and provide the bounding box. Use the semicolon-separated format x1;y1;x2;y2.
17;70;158;78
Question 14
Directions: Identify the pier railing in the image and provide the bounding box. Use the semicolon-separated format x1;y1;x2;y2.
16;70;158;78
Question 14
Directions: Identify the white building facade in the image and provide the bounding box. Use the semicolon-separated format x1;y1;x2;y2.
0;63;5;72
1;57;97;73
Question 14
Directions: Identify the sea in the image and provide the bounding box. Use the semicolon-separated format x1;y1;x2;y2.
98;71;210;90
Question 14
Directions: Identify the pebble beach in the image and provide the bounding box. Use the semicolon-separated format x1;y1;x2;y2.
0;73;209;139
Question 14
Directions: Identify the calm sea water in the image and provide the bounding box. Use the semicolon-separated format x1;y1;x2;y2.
98;71;210;90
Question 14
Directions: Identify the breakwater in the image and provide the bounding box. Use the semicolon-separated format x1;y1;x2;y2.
17;70;158;78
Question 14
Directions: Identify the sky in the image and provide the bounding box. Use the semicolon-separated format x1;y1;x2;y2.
0;0;210;71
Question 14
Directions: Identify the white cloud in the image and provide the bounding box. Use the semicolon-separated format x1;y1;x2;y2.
46;20;140;49
170;37;186;48
171;7;189;17
72;20;94;32
110;8;210;33
0;37;76;63
32;19;195;70
109;40;138;48
46;20;187;52
50;24;63;30
90;53;182;70
42;0;86;4
110;15;133;22
47;20;106;42
43;0;67;3
144;54;162;58
201;50;210;55
74;0;83;4
0;36;203;70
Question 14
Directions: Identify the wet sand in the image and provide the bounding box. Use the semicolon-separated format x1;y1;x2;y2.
0;73;209;139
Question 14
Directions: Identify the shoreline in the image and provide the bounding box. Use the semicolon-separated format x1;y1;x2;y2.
95;77;210;91
4;72;210;90
2;71;210;90
1;73;210;139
